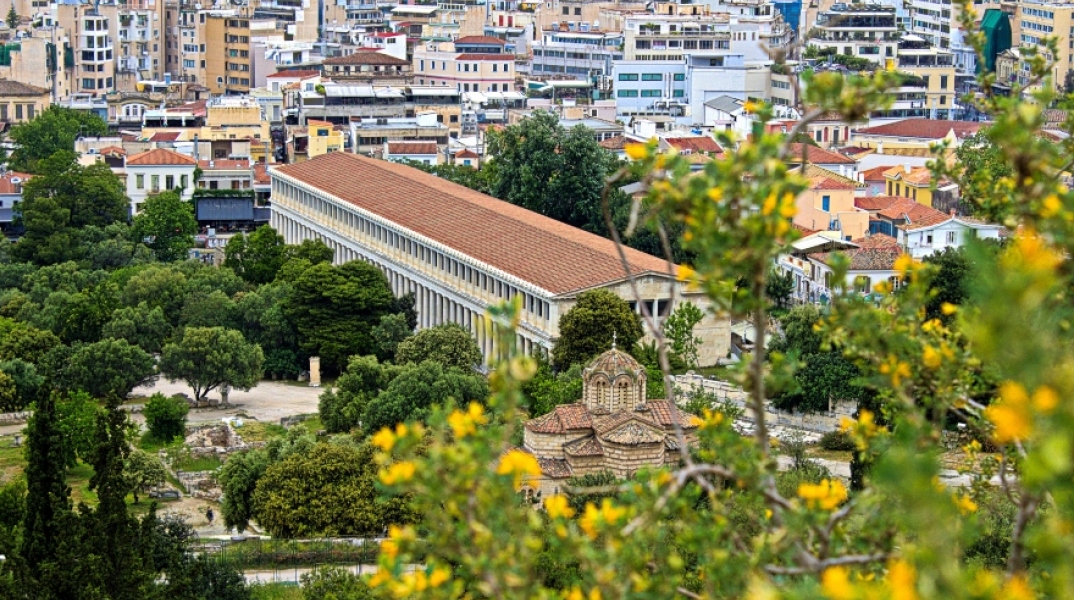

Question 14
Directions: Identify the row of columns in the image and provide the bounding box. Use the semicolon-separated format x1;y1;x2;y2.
272;208;548;364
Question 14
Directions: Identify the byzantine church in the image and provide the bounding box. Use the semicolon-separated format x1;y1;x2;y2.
521;346;698;497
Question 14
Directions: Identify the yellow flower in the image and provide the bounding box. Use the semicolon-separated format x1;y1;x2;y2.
496;449;542;490
1041;194;1061;218
544;494;575;519
1000;381;1030;405
887;560;918;600
448;401;488;438
941;302;958;315
624;143;648;160
1001;574;1035;600
1010;233;1062;274
894;253;916;275
779;192;798;218
985;403;1032;443
1032;385;1059;412
953;493;978;515
381;538;400;560
368;569;392;588
379;461;416;485
821;566;854;600
677;265;696;283
743;100;762;113
761;192;778;216
692;408;724;430
922;345;942;369
707;187;723;202
798;479;848;511
428;566;451;587
579;499;627;538
372;427;396;452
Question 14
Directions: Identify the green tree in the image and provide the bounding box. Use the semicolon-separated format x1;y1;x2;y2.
0;359;44;411
486;110;619;233
224;225;289;284
131;191;198;263
233;282;301;379
0;324;61;365
922;245;999;321
286;261;396;372
30;282;119;344
159;327;264;403
142;393;189;442
6;2;17;28
552;289;643;368
119;265;190;322
7;107;108;173
361;360;488;435
12;152;129;265
401;159;494;195
287;238;334;266
101;302;173;354
319;355;401;434
56;338;156;399
663;302;705;368
163;555;252;600
954;130;1013;215
765;268;795;312
123;449;167;504
55;391;102;468
394;323;481;370
522;357;583;417
217;431;316;533
251;442;413;538
300;566;375;600
371;312;412;362
179;290;235;329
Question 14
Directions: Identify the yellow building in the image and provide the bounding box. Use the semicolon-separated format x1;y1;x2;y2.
894;37;958;120
204;11;252;95
1012;0;1074;90
288;120;345;163
792;165;870;240
883;165;936;207
0;79;51;123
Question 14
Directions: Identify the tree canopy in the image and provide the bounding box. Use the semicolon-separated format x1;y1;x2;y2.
394;323;481;370
7;108;108;173
159;326;264;402
131;191;198;263
552;289;644;368
361;360;488;435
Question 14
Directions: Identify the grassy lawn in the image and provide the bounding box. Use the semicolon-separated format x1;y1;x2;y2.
237;421;288;442
0;436;25;483
172;452;224;472
804;447;854;462
135;433;185;454
249;583;303;599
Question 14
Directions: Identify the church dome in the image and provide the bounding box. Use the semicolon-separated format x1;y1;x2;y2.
585;348;646;379
582;347;647;414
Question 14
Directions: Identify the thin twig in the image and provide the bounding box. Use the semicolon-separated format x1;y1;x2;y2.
764;552;889;576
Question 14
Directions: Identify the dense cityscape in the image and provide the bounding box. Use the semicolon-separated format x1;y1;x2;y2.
0;0;1072;596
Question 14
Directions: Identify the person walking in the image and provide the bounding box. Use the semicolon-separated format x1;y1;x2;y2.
206;507;215;526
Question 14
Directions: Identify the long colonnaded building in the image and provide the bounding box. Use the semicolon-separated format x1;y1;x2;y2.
269;152;730;364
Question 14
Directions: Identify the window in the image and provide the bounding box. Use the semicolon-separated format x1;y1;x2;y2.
618;73;638;81
136;174;144;189
0;105;6;120
180;174;188;188
940;75;948;89
151;174;160;191
673;73;685;81
617;89;638;97
822;195;830;211
641;73;662;81
165;175;174;189
14;105;21;120
562;6;569;14
672;89;684;98
640;89;661;97
574;7;580;14
946;231;958;244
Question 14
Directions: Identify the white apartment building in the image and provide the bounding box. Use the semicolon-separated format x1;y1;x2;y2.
124;148;197;215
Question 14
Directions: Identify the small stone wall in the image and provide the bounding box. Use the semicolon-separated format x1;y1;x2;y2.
673;374;857;435
185;423;250;457
0;411;31;425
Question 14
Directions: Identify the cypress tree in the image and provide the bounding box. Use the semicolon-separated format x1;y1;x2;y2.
18;391;72;587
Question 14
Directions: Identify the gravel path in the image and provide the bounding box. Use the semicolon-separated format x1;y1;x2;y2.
129;378;325;427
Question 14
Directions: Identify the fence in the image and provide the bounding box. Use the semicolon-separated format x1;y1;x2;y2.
195;536;382;572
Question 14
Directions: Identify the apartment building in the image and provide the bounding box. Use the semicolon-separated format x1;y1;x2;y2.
113;0;166;86
0;31;72;100
293;83;463;135
321;52;413;85
0;79;51;123
889;36;957;120
809;3;899;63
529;26;623;79
55;3;115;96
413;36;516;93
1012;0;1074;90
205;11;252;94
250;0;319;43
907;0;1001;50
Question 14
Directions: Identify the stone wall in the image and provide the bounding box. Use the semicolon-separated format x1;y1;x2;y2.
674;374;857;435
0;411;31;425
523;430;590;459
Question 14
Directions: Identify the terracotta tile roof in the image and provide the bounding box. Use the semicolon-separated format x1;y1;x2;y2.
535;456;572;478
0;171;32;194
267;69;320;79
323;52;410;66
525;404;593;433
859;165;894;182
664;136;722;155
591;410;659;436
0;79;49;96
274;153;677;294
563;436;604;456
645;400;696;429
810;176;857;190
795;164;864;188
198;158;250;170
785;143;856;165
875;198;950;228
812;247;904;270
99;146;127;155
455;53;513;61
599;135;628;150
126;148;197;166
601;421;665;444
882;165;933;185
854;119;982;140
253;163;271;184
386;142;438;155
148;131;182;142
854;195;903;211
455;35;507;45
454;148;479;158
851;233;899;248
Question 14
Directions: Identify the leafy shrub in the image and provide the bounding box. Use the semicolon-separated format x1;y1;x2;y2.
144;393;190;442
819;429;856;452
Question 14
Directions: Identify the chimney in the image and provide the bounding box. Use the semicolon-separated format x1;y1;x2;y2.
904;163;911;174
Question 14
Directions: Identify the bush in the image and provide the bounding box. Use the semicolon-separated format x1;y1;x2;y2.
144;393;190;442
819;429;856;452
300;566;374;600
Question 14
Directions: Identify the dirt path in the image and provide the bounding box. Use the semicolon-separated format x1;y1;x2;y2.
129;379;325;427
